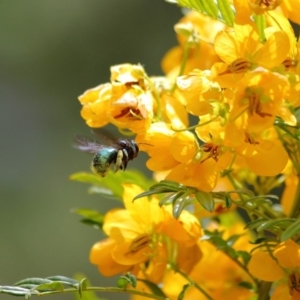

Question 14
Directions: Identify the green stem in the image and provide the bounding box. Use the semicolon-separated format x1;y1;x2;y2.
173;267;213;300
171;116;219;132
289;175;300;218
170;42;191;93
32;286;167;299
257;281;272;300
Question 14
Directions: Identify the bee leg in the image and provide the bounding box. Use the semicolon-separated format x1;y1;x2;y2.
121;149;129;171
114;150;124;173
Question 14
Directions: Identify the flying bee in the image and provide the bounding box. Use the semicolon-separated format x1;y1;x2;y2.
73;134;139;177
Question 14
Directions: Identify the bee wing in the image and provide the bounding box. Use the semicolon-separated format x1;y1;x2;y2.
90;128;123;149
73;134;104;154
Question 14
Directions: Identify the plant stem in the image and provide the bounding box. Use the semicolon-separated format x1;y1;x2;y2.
257;281;272;300
174;267;213;300
34;286;168;299
289;175;300;218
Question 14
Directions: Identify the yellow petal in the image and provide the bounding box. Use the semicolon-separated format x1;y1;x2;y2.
112;239;151;265
122;183;166;229
271;284;292;300
274;240;300;269
256;31;290;69
170;131;198;163
89;239;130;276
248;251;285;281
245;140;288;176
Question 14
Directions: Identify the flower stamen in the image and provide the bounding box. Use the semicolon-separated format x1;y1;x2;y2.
127;235;150;255
289;273;300;295
201;143;220;162
219;58;251;75
246;88;272;118
114;107;142;120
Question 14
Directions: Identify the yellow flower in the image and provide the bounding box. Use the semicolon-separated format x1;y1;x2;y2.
211;24;289;87
224;124;289;176
248;239;300;299
177;69;230;117
137;121;227;191
90;183;202;278
234;0;300;26
136;122;180;171
78;83;111;128
162;223;255;300
161;11;225;77
79;63;155;133
229;68;294;133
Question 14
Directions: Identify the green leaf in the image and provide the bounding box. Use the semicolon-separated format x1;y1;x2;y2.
15;278;52;286
46;276;79;286
71;170;154;201
137;279;167;298
73;274;103;300
178;282;194;300
199;0;219;19
256;219;294;232
224;193;232;208
70;172;103;185
249;237;267;244
35;281;64;292
226;234;242;246
217;0;234;26
150;180;182;192
245;218;269;230
73;208;104;229
173;192;190;219
177;0;204;12
195;191;214;212
133;188;171;201
236;251;252;265
281;219;300;241
0;286;31;296
238;281;254;290
117;273;137;288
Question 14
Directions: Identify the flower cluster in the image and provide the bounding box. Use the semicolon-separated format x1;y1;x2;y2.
77;1;300;299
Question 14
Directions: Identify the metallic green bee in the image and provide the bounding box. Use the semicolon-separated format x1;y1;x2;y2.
74;134;139;177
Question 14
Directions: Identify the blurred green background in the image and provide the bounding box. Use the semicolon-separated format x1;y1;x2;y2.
0;1;181;299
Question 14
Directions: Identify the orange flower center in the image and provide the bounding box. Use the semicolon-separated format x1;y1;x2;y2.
244;133;259;145
219;58;251;75
245;88;272;118
201;143;220;162
283;58;297;70
289;273;300;295
114;107;142;120
255;0;280;9
127;235;150;255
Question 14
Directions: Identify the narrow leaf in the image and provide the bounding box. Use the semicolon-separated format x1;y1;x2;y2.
47;276;79;286
245;218;269;230
0;286;31;296
178;282;194;300
73;209;104;229
133;188;171;201
138;279;167;298
117;273;137;288
217;0;234;26
35;282;64;292
173;195;187;219
15;278;52;286
281;219;300;241
195;191;214;212
200;0;219;19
